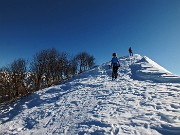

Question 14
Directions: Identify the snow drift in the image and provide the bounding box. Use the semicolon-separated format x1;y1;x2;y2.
130;55;180;83
0;54;180;135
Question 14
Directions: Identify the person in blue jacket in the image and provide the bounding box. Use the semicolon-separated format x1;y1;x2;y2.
111;53;120;80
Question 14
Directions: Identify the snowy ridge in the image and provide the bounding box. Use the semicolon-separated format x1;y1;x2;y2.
130;55;180;83
0;54;180;135
143;56;171;74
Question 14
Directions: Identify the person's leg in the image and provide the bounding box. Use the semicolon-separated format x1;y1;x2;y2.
112;72;114;79
112;66;115;79
114;67;118;79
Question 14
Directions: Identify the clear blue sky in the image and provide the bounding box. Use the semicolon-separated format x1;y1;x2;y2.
0;0;180;75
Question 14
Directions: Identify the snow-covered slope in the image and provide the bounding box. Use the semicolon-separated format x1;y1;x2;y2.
0;54;180;135
130;55;180;83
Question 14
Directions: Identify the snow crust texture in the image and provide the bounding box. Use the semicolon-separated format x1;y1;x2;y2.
0;54;180;135
130;55;180;83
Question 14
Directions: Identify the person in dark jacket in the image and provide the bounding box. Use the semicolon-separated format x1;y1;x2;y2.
128;47;133;56
111;53;120;80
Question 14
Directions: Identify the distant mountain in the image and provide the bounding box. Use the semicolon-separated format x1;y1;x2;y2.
0;54;180;135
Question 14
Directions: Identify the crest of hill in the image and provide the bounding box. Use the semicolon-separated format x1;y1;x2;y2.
125;54;180;83
88;54;180;83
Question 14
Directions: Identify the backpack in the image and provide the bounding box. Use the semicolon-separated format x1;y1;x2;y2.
113;63;120;67
111;57;120;67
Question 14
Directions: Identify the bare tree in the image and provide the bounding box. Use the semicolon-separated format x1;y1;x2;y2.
75;52;95;73
0;67;12;102
30;48;70;88
69;57;78;77
0;48;96;104
56;52;69;82
87;55;95;69
44;48;57;86
0;58;28;103
43;48;65;86
30;50;48;90
9;58;27;97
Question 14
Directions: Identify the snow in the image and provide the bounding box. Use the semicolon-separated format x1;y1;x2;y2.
130;55;180;83
0;54;180;135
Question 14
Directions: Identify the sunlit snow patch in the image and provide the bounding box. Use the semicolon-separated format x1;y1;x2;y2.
130;56;180;83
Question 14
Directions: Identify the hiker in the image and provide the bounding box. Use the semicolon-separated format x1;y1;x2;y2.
111;53;120;80
128;47;133;56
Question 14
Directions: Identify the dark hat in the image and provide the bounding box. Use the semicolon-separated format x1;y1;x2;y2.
112;53;117;56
